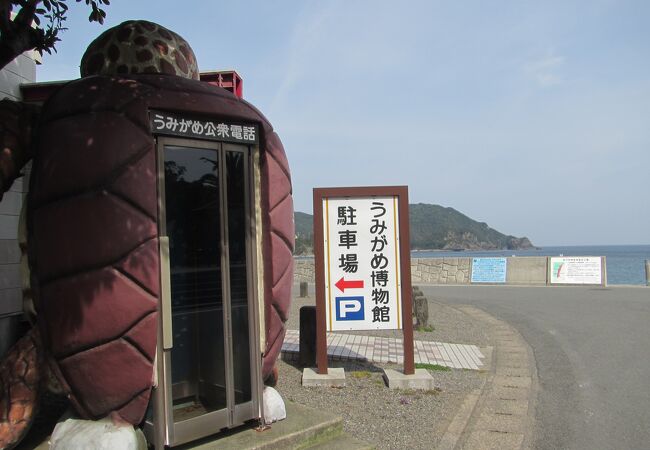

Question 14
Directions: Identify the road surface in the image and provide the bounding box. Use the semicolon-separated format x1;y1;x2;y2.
420;285;650;450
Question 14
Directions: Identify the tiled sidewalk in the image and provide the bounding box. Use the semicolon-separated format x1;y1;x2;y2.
281;330;485;370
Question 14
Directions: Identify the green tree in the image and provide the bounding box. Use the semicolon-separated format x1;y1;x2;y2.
0;0;110;70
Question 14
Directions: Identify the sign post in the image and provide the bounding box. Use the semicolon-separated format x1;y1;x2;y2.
313;186;414;375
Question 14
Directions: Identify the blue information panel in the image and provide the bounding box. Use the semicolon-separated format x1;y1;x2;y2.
471;258;507;283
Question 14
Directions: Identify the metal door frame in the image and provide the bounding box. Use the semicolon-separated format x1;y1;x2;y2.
145;136;263;448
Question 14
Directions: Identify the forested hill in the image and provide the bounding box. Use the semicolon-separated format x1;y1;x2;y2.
294;203;534;255
407;203;534;250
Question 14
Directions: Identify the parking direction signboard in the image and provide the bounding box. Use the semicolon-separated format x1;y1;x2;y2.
314;186;414;375
322;196;402;331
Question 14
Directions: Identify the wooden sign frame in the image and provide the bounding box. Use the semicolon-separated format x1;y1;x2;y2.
313;186;414;375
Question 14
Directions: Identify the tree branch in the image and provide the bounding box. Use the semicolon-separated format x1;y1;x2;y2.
0;0;108;71
14;0;39;29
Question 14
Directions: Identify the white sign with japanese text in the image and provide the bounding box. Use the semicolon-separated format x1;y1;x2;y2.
322;196;402;331
550;256;603;284
149;110;258;144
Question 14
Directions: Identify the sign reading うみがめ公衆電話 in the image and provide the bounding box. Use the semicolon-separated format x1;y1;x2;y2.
149;110;259;144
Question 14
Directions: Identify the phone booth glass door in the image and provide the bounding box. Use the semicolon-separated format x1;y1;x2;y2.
149;137;259;447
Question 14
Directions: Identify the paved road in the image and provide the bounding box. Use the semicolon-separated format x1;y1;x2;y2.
420;285;650;450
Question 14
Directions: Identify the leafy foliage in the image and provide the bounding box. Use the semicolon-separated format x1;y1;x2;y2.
0;0;110;69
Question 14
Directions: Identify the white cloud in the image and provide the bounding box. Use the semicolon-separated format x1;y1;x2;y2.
524;53;565;87
271;2;340;109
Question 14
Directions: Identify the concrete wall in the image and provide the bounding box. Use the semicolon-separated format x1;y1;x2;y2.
0;177;25;317
293;256;605;286
0;53;37;100
505;257;547;285
0;51;37;319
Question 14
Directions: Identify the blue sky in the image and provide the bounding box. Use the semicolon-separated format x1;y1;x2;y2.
37;1;649;246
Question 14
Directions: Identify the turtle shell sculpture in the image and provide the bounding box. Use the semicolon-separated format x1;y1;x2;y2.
0;20;294;446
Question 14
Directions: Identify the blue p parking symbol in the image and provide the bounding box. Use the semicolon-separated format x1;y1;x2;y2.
335;296;364;321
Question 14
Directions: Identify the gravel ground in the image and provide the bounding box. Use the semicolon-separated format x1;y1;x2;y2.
287;283;492;346
276;283;494;449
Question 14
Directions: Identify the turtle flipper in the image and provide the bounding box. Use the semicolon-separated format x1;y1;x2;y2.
0;328;43;450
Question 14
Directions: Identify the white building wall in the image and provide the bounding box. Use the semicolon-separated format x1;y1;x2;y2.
0;51;37;318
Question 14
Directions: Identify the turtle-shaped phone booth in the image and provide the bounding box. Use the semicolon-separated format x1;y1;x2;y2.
0;20;294;448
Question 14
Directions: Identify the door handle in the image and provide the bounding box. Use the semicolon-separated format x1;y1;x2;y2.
159;236;173;350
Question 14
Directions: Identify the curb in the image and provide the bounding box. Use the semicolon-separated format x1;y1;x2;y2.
185;402;343;450
436;306;538;450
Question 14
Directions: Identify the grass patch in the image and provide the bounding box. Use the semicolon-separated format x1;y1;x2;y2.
424;387;443;395
400;389;418;396
415;363;451;372
416;325;435;332
399;387;441;397
349;370;372;379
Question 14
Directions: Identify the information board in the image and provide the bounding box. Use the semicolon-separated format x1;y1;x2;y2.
550;257;603;285
471;257;507;283
322;196;402;331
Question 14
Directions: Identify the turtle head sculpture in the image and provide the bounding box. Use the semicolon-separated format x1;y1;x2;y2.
80;20;199;79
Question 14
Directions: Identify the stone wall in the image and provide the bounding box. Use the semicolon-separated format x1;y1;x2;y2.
294;259;315;282
410;257;470;284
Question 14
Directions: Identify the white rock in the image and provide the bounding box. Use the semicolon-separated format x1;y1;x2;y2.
50;416;147;450
263;386;287;424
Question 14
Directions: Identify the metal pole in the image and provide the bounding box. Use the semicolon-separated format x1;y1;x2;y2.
645;260;650;287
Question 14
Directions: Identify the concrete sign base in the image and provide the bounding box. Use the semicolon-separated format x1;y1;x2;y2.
383;368;435;390
302;368;346;387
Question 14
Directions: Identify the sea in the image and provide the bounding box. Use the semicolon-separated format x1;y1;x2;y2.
411;245;650;286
